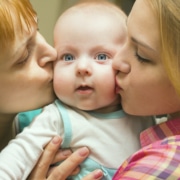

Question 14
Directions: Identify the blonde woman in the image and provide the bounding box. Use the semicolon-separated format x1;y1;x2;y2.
113;0;180;179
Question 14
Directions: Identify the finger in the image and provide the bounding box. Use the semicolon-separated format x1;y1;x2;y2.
47;166;80;177
82;170;103;180
71;166;80;176
51;149;72;164
28;136;62;179
48;147;90;180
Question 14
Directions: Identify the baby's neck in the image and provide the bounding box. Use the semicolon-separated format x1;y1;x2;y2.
94;104;122;113
0;113;16;151
94;97;122;113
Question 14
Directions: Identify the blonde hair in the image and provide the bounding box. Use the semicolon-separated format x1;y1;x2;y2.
0;0;37;50
148;0;180;95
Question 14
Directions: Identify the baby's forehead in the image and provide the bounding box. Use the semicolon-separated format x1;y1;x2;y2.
60;1;126;21
56;7;126;34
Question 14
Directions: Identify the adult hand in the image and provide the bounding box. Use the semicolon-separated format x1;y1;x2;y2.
81;170;103;180
28;136;103;180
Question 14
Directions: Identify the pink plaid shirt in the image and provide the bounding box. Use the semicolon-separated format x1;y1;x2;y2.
113;118;180;180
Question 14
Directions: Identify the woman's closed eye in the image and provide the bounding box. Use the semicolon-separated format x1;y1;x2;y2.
17;47;33;65
135;52;150;63
17;36;35;65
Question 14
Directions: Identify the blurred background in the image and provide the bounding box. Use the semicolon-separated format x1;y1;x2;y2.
30;0;135;45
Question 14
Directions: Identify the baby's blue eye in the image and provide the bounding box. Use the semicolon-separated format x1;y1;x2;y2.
63;54;74;61
96;54;107;60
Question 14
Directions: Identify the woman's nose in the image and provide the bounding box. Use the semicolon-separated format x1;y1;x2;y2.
113;49;131;74
37;33;57;67
113;60;131;74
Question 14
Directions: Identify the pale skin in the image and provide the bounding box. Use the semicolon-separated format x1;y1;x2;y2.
29;0;180;179
53;5;126;113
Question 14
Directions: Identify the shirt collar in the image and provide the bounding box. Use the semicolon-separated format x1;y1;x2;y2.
140;118;180;147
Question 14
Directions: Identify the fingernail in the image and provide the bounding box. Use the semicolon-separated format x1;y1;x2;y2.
94;170;103;179
78;147;89;157
52;136;61;144
62;149;72;156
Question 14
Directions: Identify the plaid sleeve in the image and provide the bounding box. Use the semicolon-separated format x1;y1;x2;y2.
113;135;180;180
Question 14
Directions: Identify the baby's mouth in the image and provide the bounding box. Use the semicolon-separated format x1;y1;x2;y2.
76;85;92;90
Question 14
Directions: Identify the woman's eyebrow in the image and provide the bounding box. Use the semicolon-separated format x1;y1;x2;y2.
131;37;157;52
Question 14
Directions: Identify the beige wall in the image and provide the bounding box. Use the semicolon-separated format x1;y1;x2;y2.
30;0;61;45
30;0;134;45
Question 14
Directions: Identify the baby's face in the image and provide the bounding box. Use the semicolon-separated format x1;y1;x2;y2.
53;7;127;112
